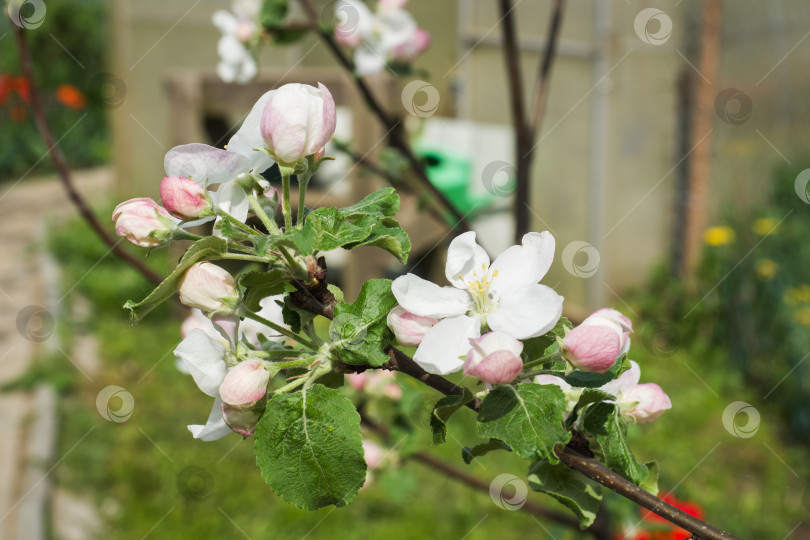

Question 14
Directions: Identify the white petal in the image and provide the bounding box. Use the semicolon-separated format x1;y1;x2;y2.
174;329;228;397
218;34;248;63
217;61;238;83
164;143;251;185
601;360;641;396
214;180;250;223
489;231;555;296
212;10;238;33
240;295;286;345
226;90;276;173
488;284;563;340
378;9;418;51
391;273;470;318
414;315;481;375
354;46;387;75
235;56;257;84
445;231;490;289
188;398;232;441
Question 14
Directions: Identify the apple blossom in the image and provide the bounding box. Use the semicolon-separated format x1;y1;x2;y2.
259;83;337;166
160;176;211;220
345;371;402;400
392;231;563;374
534;374;584;415
391;28;430;62
463;331;524;384
386;305;438;347
563;308;633;373
112;197;178;248
600;361;671;423
363;439;385;469
219;359;271;408
212;0;261;83
178;262;240;315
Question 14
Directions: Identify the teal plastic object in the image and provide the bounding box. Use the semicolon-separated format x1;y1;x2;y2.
417;146;505;215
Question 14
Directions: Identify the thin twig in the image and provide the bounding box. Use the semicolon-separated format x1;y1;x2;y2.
294;0;472;231
529;0;566;136
14;26;162;286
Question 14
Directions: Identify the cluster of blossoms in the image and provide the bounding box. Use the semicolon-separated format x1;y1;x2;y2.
113;81;336;439
334;0;430;75
387;233;671;423
212;0;262;83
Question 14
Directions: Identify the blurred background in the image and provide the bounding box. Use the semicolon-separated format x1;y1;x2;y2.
1;0;809;538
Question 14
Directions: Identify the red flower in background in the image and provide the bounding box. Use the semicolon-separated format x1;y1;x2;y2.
615;494;704;540
0;75;30;106
56;84;86;110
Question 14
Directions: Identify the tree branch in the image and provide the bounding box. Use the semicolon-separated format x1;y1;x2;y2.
294;0;472;231
13;26;162;286
529;0;566;136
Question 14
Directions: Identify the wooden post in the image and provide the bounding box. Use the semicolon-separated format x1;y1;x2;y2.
681;0;723;276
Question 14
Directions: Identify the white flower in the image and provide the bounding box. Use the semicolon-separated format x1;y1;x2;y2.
212;0;261;83
174;295;287;441
599;361;672;424
391;231;563;375
334;0;425;75
163;89;276;224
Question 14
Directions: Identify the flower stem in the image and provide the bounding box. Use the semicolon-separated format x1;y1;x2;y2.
248;190;281;235
281;170;293;231
522;349;563;370
217;253;271;264
242;310;318;351
216;209;260;236
296;171;314;228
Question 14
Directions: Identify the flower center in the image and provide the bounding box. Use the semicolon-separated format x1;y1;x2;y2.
459;263;499;316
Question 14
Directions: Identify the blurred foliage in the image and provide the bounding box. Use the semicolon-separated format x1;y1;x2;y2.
634;163;810;444
19;213;804;538
0;0;109;182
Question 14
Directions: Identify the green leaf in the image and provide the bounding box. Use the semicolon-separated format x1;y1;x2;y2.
569;388;614;422
238;269;287;312
528;460;603;529
640;461;660;495
563;355;630;388
329;279;397;367
477;383;571;464
461;439;511;464
429;387;473;445
123;237;227;323
341;187;400;218
583;402;649;485
259;0;288;27
281;295;315;335
521;317;571;363
269;220;318;255
254;384;367;510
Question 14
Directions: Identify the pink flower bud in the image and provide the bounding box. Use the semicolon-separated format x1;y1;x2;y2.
112;197;175;248
391;28;430;62
387;305;438;347
563;308;633;373
160;176;210;220
384;383;402;401
221;402;262;437
260;83;337;165
362;439;385;469
464;331;524;384
219;360;271;408
618;383;671;424
345;372;367;390
178;262;240;314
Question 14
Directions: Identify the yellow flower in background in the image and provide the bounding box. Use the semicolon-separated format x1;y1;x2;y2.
784;284;810;305
752;217;779;236
795;307;810;326
755;259;778;280
703;226;735;246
